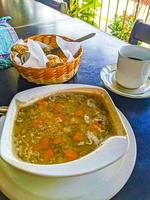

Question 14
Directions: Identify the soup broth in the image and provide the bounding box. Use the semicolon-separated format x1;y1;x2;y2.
13;93;115;164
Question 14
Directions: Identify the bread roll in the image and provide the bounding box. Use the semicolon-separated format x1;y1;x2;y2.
46;54;63;67
11;44;28;55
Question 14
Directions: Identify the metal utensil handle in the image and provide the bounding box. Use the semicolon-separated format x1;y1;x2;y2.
50;33;96;55
0;106;8;114
75;33;96;42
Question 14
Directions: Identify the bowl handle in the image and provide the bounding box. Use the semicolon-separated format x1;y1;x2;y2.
0;106;8;116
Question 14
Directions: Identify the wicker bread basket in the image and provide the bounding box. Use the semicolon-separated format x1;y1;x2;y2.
10;34;83;84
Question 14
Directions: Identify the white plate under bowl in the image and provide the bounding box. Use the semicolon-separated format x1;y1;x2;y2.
0;110;136;200
100;64;150;98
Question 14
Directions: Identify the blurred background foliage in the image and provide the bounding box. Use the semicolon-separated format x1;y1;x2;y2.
68;0;101;27
108;12;135;42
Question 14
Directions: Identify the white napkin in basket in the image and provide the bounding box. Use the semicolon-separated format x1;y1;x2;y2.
56;36;80;62
23;39;48;68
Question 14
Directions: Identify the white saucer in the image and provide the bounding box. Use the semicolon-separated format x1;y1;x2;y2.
0;112;136;200
100;64;150;98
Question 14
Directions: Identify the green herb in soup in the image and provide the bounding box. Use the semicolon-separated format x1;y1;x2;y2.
13;93;115;164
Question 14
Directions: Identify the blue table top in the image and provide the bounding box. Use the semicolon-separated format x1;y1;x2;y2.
0;16;150;200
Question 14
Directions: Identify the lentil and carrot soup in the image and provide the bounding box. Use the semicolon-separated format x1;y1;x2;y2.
13;93;115;164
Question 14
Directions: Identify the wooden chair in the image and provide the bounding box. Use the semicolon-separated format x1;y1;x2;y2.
36;0;68;13
129;19;150;45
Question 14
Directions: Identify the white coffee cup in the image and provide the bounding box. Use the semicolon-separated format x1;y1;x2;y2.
116;45;150;89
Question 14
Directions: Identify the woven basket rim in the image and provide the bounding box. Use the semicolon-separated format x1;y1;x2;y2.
26;34;75;41
10;34;83;70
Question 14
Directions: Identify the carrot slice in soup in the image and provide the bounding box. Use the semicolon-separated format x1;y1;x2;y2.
32;143;40;152
53;135;63;144
54;103;64;111
72;133;83;142
40;136;50;149
37;99;48;109
43;148;54;161
91;122;102;131
64;149;78;160
74;110;83;118
32;118;44;127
